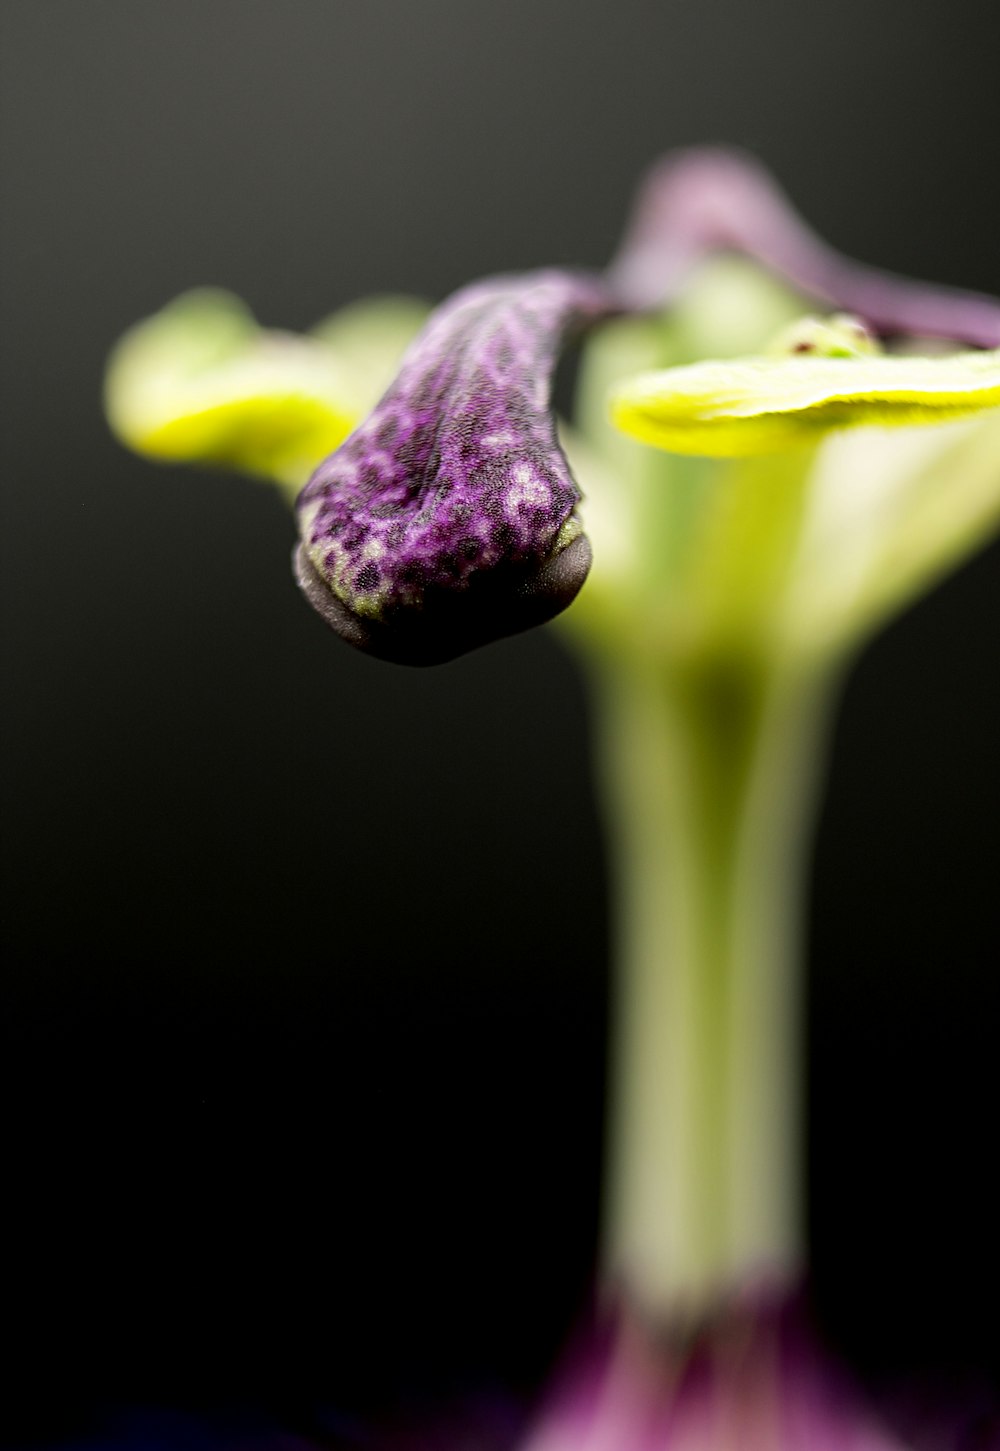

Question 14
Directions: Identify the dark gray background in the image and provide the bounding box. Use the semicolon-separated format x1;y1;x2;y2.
2;0;999;1440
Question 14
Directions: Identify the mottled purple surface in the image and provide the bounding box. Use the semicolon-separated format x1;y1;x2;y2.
296;269;613;661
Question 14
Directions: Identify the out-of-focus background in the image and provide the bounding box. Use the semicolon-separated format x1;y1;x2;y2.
2;0;998;1442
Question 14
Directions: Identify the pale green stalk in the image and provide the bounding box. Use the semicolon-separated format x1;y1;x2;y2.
593;644;838;1315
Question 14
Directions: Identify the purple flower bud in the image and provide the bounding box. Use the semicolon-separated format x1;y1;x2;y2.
295;269;614;665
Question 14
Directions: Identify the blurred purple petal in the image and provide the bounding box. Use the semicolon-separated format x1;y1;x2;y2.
518;1288;996;1451
610;148;1000;346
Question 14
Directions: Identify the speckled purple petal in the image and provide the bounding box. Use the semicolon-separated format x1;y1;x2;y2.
611;148;1000;347
296;269;614;664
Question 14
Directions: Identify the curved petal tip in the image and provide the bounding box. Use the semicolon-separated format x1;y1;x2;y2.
295;268;611;661
294;533;592;666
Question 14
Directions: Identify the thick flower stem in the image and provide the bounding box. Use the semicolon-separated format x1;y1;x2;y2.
592;646;837;1318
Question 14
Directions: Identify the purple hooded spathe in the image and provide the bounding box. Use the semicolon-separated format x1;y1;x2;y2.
295;268;614;664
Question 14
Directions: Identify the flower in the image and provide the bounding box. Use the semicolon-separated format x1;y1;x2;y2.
104;152;1000;1448
105;149;1000;669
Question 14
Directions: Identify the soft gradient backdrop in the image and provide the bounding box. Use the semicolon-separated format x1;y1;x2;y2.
2;0;998;1441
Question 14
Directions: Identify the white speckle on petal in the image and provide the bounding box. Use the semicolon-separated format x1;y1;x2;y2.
505;462;552;516
481;429;517;452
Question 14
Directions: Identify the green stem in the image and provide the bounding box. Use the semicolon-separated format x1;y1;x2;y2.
592;646;837;1317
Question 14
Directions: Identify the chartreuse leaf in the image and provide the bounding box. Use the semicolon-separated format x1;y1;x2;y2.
105;290;429;493
604;324;1000;662
610;348;1000;458
105;290;355;488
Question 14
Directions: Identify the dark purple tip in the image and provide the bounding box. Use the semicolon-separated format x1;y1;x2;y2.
295;269;614;665
294;532;592;666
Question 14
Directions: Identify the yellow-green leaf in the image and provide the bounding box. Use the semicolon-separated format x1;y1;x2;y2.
105;290;358;488
610;348;1000;457
310;294;431;414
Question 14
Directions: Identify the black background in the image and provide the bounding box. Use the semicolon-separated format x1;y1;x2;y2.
2;0;999;1442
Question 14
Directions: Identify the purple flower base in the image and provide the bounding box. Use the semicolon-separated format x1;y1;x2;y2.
21;1293;998;1451
518;1288;999;1451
